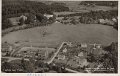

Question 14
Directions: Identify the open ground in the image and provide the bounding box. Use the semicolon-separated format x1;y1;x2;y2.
2;22;117;46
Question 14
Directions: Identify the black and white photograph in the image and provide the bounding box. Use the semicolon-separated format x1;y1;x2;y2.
1;0;118;74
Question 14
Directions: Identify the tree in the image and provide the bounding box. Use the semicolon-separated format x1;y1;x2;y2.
36;13;45;22
21;58;35;72
87;53;96;62
19;17;24;25
103;42;118;73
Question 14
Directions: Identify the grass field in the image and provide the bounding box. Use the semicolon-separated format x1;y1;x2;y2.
2;23;118;46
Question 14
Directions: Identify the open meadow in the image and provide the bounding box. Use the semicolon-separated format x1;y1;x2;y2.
2;22;118;46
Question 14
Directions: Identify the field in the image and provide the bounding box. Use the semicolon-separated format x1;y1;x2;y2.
2;23;118;46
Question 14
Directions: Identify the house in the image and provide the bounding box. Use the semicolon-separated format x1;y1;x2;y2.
78;52;84;57
8;15;27;26
67;42;72;47
81;43;87;48
99;19;106;24
57;54;65;60
62;48;67;53
20;15;27;21
8;17;21;26
96;45;101;49
112;18;117;23
105;19;114;25
44;13;53;19
16;47;50;59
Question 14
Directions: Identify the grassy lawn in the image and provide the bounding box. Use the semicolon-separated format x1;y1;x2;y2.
2;23;117;46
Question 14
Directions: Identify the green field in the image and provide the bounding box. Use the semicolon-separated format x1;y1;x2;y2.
2;23;118;46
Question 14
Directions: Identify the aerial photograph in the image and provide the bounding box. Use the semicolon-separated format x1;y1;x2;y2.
1;0;118;73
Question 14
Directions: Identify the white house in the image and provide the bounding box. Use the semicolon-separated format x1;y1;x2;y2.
44;13;53;19
81;43;87;48
112;18;117;23
67;42;72;47
57;55;65;60
99;19;106;24
20;15;27;21
96;45;101;49
78;52;84;57
63;48;67;53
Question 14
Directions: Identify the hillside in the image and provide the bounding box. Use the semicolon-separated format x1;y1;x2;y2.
2;23;118;46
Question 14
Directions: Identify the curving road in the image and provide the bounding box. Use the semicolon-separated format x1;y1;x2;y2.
47;42;67;64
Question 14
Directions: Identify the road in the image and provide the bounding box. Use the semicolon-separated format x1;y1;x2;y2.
47;42;67;64
2;57;29;62
10;46;23;56
47;41;91;73
47;41;83;73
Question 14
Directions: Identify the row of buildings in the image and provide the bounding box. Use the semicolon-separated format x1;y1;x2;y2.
2;41;55;61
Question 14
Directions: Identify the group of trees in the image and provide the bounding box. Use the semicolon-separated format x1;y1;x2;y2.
85;42;118;73
102;42;118;73
2;0;69;30
50;2;69;12
80;1;118;7
58;10;118;30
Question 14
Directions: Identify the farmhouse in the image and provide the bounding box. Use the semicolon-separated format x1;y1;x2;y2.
78;52;84;57
20;15;27;21
112;18;117;23
8;17;20;26
67;42;73;47
81;43;87;48
8;15;27;26
57;54;66;60
99;19;106;24
15;47;52;59
62;48;67;53
44;13;53;19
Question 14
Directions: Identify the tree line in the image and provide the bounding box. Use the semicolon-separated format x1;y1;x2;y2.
58;10;118;30
79;1;118;7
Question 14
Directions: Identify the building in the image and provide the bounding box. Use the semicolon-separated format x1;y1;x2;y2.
57;54;65;60
78;52;84;57
62;48;67;53
81;43;87;48
15;47;51;60
8;15;27;26
8;17;20;26
20;15;27;21
112;18;117;23
44;13;53;19
105;19;114;25
67;42;72;47
99;19;106;24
